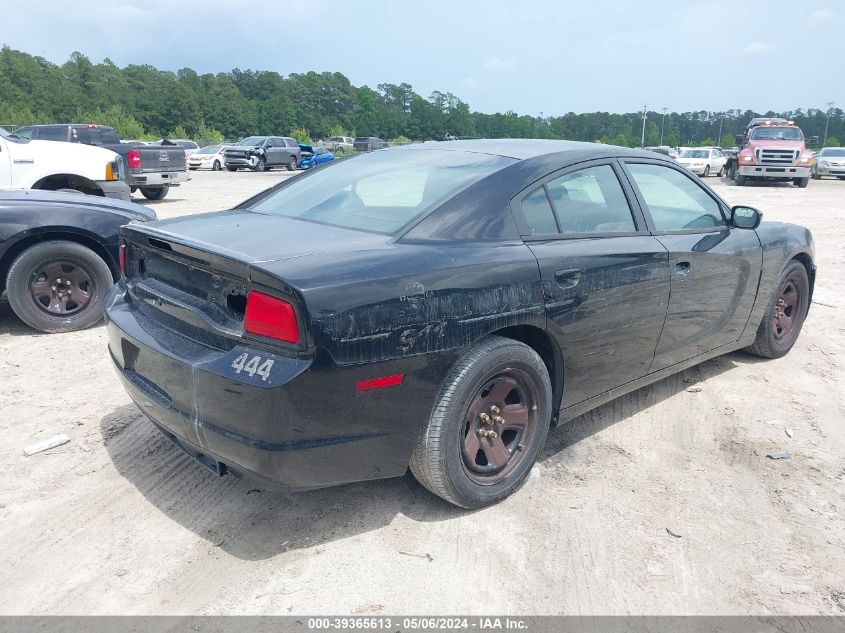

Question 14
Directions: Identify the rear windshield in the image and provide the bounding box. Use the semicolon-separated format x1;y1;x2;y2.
247;149;514;234
820;148;845;157
750;126;803;141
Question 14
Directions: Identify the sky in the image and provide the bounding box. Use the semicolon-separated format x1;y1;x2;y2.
3;0;843;116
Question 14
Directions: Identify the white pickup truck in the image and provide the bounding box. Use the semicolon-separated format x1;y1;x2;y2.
0;127;130;200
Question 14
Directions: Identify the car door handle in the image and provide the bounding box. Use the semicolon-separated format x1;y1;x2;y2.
675;261;691;276
554;268;582;288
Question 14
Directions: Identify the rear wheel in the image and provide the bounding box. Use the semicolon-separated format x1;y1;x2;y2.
140;187;168;200
409;336;552;508
287;155;298;171
5;240;113;333
746;261;809;359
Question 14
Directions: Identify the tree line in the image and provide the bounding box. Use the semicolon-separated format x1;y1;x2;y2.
1;46;842;148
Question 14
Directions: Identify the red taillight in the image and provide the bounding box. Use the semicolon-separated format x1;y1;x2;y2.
243;291;299;344
356;374;405;391
127;149;141;169
118;243;126;275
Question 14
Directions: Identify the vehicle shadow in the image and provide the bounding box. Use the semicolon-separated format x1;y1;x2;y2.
0;301;38;336
100;351;755;561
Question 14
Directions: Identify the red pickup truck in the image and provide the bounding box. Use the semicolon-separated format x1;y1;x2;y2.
728;118;816;188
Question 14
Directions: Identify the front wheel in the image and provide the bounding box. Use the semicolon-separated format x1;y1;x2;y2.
745;260;810;359
735;174;747;186
811;165;821;180
409;336;552;508
212;160;221;171
287;156;298;171
794;177;809;188
5;240;113;333
140;187;168;200
226;166;238;172
253;157;266;172
703;164;710;178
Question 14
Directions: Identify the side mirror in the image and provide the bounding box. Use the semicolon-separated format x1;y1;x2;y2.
731;205;762;229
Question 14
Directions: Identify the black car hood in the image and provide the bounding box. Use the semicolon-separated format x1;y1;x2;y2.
0;189;156;222
138;210;386;264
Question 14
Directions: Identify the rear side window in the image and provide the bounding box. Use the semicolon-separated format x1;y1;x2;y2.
547;165;636;234
626;163;725;231
521;189;558;235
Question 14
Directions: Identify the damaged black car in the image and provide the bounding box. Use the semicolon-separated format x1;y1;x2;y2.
105;140;815;508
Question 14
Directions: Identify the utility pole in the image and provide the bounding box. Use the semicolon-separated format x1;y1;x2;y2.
660;107;668;146
641;104;648;148
717;112;724;147
823;101;835;147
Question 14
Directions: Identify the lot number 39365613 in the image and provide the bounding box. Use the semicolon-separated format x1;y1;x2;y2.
230;353;274;382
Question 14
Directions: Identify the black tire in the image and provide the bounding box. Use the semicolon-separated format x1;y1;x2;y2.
718;165;725;177
409;336;552;508
253;157;266;172
226;166;238;172
212;160;221;171
287;155;298;171
811;165;821;180
5;240;113;333
703;164;710;178
745;260;809;359
188;167;197;171
735;174;747;186
140;187;168;201
839;177;845;180
794;177;809;188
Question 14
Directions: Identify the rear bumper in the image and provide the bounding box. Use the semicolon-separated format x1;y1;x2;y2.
738;165;811;178
104;285;438;490
97;180;131;201
126;171;190;188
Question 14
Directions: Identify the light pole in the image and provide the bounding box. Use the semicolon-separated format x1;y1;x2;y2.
641;104;648;148
660;107;667;146
823;101;834;147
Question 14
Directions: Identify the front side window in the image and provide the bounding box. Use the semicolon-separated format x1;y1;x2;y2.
248;149;514;234
546;165;637;234
13;127;33;140
626;163;725;232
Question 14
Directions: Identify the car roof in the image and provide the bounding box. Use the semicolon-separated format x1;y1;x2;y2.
391;138;653;161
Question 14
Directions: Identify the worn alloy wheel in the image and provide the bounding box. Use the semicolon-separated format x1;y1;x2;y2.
6;240;113;333
746;260;809;359
460;372;540;485
287;156;298;171
410;336;552;508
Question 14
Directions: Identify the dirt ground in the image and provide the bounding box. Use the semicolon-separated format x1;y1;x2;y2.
1;169;843;615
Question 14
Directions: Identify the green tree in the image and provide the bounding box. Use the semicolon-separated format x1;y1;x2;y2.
824;136;840;147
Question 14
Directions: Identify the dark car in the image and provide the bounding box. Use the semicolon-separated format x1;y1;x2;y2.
223;136;301;172
105;140;815;508
12;124;189;201
1;190;156;333
353;136;389;152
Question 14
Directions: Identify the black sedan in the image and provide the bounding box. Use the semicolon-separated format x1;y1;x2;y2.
1;190;156;332
105;140;815;508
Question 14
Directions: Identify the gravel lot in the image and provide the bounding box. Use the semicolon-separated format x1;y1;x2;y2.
1;170;843;615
